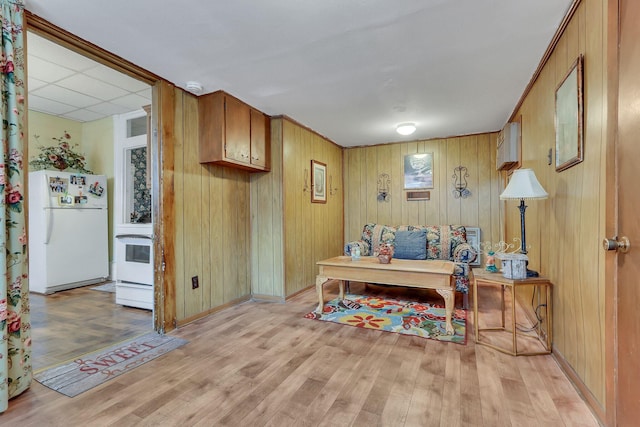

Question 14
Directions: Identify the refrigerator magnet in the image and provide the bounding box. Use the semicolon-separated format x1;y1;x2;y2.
70;175;87;186
74;195;88;205
49;177;68;193
58;195;74;206
89;182;104;197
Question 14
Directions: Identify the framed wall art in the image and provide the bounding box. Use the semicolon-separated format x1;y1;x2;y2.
311;160;327;203
555;54;584;172
464;227;481;267
404;153;434;189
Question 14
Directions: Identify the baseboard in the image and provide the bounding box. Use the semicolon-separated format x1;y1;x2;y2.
251;294;285;303
285;283;316;300
552;347;605;426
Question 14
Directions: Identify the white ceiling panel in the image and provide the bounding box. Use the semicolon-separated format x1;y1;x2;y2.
62;109;106;122
27;32;152;123
83;65;150;93
27;56;76;83
28;94;77;115
110;93;152;111
31;84;101;108
86;101;133;116
55;74;130;101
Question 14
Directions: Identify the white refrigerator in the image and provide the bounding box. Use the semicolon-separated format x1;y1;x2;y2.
28;170;109;294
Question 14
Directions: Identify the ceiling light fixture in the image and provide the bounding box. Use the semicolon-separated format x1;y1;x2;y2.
185;81;204;95
396;122;416;136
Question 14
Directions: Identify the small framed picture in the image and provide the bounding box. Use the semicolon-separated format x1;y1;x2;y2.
465;227;481;267
404;153;434;189
311;160;327;204
58;195;74;206
74;195;88;205
555;55;584;172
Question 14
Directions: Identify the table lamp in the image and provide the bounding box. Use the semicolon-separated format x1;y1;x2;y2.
499;168;548;277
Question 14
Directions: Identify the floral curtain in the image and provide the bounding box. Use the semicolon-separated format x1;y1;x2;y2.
0;0;30;413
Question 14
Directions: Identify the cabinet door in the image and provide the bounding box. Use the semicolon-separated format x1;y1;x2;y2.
250;109;268;168
225;96;251;163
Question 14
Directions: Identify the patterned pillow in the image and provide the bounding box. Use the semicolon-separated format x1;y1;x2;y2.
393;229;427;260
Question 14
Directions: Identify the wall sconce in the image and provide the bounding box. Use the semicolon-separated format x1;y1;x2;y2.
377;173;391;202
329;175;339;196
452;165;471;198
303;169;310;193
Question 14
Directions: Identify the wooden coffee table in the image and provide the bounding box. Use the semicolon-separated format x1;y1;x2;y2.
315;256;456;334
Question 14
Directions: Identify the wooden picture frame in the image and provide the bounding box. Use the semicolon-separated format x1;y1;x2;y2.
555;55;584;172
311;160;327;203
403;153;434;189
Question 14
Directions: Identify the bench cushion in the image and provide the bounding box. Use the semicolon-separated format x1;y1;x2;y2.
393;229;427;260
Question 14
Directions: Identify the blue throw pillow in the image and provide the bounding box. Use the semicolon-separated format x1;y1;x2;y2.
393;229;427;260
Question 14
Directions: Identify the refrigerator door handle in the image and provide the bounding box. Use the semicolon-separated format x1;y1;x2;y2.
44;208;53;244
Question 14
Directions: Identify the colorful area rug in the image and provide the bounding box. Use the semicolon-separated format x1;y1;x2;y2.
34;332;188;397
305;293;466;344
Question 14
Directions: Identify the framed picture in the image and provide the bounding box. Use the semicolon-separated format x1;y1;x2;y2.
404;153;433;189
555;55;584;172
465;227;481;267
58;195;74;206
311;160;327;203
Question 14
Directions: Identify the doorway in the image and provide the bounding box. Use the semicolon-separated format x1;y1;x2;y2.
26;30;156;370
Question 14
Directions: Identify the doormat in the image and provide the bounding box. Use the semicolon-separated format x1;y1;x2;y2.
89;282;115;293
34;332;188;397
305;293;466;344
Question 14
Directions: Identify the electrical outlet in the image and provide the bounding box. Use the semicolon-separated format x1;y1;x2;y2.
191;276;199;289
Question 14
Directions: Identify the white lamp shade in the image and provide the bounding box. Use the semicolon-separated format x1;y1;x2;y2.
500;168;548;200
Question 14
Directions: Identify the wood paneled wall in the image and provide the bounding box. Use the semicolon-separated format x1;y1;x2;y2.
252;117;344;298
168;88;251;324
507;0;607;408
344;133;501;262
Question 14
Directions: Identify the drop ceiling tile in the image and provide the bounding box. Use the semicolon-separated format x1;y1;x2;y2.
84;64;150;92
137;87;152;100
62;109;105;122
28;76;47;91
110;93;152;110
27;56;75;83
31;84;102;108
87;102;132;116
56;74;129;101
28;32;98;72
28;94;77;115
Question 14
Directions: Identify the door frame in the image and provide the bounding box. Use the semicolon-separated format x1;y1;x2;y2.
25;12;173;333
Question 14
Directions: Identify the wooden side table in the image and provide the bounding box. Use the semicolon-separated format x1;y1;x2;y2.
473;271;552;356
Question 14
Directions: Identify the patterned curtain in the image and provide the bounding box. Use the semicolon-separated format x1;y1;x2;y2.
0;0;30;413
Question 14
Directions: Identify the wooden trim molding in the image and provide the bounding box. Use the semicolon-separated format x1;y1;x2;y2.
552;349;605;425
273;115;343;150
25;11;160;85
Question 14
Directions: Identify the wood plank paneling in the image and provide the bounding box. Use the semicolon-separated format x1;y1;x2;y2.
506;0;607;409
343;133;501;264
165;86;252;324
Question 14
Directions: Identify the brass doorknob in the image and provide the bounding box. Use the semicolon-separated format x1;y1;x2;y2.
602;236;631;253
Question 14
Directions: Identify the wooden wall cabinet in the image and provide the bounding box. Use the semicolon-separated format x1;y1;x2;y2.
199;90;270;172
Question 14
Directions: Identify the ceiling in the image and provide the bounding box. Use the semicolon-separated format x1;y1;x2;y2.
27;33;152;122
25;0;572;147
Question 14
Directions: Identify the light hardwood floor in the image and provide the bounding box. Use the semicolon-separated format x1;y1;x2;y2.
29;283;153;371
3;282;598;426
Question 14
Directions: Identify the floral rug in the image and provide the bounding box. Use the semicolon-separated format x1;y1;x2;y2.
305;293;466;344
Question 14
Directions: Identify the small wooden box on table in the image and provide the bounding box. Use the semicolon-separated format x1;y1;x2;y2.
315;256;455;334
473;271;552;356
